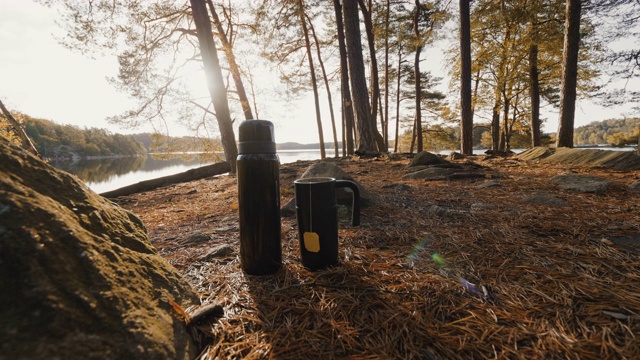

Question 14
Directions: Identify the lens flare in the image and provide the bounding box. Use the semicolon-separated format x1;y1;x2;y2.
460;278;484;297
406;238;428;263
431;253;446;266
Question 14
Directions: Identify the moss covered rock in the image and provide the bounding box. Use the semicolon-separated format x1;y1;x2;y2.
0;137;198;359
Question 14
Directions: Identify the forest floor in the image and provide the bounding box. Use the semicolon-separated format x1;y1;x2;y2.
114;151;640;359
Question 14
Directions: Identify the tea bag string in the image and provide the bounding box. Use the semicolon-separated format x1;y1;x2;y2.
309;184;313;232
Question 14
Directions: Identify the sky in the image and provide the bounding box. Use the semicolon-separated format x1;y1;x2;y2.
1;0;638;145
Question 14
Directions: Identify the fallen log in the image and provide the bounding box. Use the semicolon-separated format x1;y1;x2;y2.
100;161;231;198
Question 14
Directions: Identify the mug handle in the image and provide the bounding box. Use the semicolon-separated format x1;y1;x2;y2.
335;180;361;226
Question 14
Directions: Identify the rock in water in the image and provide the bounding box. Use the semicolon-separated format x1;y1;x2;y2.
0;137;199;359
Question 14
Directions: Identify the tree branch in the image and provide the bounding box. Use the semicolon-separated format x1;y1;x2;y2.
0;100;41;158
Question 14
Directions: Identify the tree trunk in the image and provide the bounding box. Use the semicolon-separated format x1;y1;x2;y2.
528;0;541;147
556;0;581;148
298;0;326;159
459;0;473;155
413;0;423;153
307;13;339;157
333;0;355;155
343;0;378;153
190;0;237;173
378;89;385;149
100;161;230;198
500;91;510;151
491;98;500;151
384;0;391;150
206;0;254;121
529;43;541;147
472;68;480;116
0;100;40;158
394;43;402;153
357;0;386;152
410;114;417;153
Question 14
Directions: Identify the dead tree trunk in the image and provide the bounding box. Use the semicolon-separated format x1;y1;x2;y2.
0;100;40;158
100;162;231;198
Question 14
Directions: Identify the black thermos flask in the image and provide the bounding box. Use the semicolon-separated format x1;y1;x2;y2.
237;120;282;275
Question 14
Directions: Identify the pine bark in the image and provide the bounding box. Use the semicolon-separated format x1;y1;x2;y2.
333;0;355;155
529;43;542;147
190;0;238;173
342;0;378;153
413;0;423;153
528;0;541;147
491;98;500;151
394;44;402;153
357;0;386;151
556;0;582;148
459;0;473;155
384;0;391;150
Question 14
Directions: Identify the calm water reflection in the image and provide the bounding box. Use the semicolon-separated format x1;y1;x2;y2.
53;150;324;193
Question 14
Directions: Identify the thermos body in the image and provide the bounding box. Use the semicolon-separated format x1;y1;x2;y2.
237;120;282;275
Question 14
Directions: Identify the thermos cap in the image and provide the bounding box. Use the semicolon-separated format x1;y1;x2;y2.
238;120;276;154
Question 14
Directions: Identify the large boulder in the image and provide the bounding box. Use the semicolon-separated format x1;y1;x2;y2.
551;174;613;194
516;146;554;161
542;147;640;170
402;167;459;180
407;151;448;167
0;137;199;359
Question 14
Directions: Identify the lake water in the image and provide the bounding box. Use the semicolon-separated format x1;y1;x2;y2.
53;146;637;194
52;149;326;194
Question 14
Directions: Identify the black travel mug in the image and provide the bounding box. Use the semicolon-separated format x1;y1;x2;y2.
294;177;360;271
237;120;282;275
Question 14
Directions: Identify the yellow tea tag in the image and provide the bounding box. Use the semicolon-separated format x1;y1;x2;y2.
303;232;320;253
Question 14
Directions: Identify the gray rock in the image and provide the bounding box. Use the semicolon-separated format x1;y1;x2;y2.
337;205;351;220
402;167;458;180
185;232;212;243
281;197;296;217
448;152;466;161
427;205;455;217
407;151;449;167
516;146;554;161
382;183;411;191
446;172;486;180
522;193;570;207
551;174;613;194
200;244;235;260
542;147;640;170
299;161;376;206
213;225;238;233
606;234;640;248
476;180;501;188
470;203;494;213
